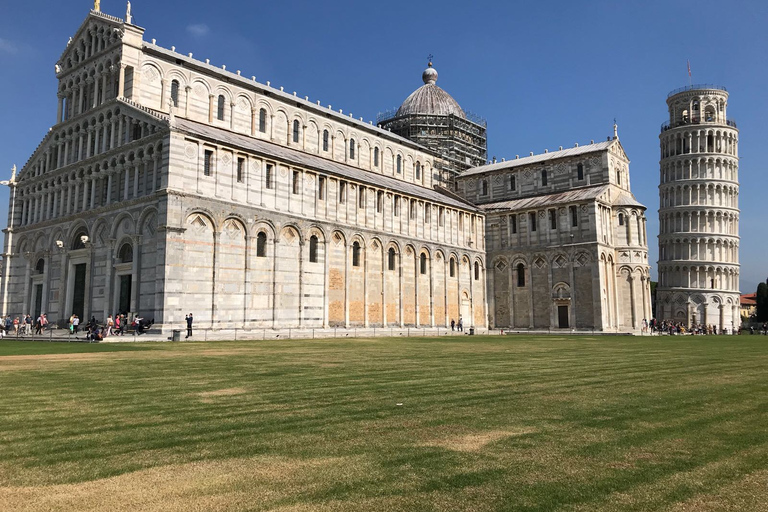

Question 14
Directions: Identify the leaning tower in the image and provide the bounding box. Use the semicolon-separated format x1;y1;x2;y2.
656;85;740;331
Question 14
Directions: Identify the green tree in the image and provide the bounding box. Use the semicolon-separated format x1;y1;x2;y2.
756;280;768;322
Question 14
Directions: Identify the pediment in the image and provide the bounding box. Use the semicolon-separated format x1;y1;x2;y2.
16;99;169;185
608;139;629;163
57;11;125;76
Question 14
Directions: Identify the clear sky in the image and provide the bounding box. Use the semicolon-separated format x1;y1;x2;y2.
0;0;766;292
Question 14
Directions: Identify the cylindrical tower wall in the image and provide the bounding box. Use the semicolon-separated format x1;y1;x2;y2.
656;86;740;331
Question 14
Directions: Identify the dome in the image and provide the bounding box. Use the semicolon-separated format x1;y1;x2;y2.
395;63;466;119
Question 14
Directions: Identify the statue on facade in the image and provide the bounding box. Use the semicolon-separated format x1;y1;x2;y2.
94;0;100;12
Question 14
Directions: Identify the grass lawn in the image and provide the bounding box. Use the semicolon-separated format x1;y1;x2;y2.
0;335;767;511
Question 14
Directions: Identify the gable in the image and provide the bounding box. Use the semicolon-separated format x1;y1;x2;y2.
56;11;124;77
608;139;629;163
16;99;169;184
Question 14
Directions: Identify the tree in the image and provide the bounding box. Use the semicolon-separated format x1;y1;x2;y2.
756;280;768;322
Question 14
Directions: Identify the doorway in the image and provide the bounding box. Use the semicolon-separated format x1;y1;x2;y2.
71;263;86;319
118;275;132;315
558;305;569;328
33;284;43;318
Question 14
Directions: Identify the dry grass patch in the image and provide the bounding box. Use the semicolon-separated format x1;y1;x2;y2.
197;387;247;398
0;456;359;512
421;428;536;452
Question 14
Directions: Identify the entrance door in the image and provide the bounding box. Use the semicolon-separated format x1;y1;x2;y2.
461;294;471;326
33;284;43;318
119;275;132;315
71;263;86;320
558;305;569;328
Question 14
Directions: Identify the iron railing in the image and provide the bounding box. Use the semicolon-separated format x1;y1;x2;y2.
667;84;728;98
660;117;737;133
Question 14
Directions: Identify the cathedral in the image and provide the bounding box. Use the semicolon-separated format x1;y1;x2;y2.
0;5;652;333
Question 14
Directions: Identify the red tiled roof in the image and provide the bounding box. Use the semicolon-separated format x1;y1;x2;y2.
741;293;757;306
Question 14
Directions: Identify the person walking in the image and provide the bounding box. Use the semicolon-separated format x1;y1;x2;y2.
451;319;455;331
458;316;464;332
185;313;193;339
106;315;114;336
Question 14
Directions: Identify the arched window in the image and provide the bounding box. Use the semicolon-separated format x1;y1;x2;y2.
352;241;361;267
474;262;480;280
618;213;625;226
577;163;584;180
322;130;329;151
72;230;88;250
517;263;525;287
374;147;379;167
35;258;45;275
450;257;456;277
309;235;318;263
170;80;180;107
217;95;225;121
415;162;421;181
256;232;267;257
118;243;133;263
349;139;355;160
259;108;267;133
388;247;396;271
420;253;427;275
396;155;402;174
292;120;300;143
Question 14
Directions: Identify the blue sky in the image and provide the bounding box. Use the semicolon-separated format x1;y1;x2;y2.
0;0;766;292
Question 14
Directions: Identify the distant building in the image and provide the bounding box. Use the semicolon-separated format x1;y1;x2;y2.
740;292;756;319
655;85;740;330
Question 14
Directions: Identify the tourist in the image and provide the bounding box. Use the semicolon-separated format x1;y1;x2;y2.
451;319;455;331
458;316;463;332
185;313;193;339
106;315;114;336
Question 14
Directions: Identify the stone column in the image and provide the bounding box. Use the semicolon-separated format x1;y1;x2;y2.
82;177;89;212
90;177;96;209
322;240;329;328
133;160;140;198
344;242;350;328
243;235;254;327
123;164;130;201
184;86;192;117
57;94;64;124
398;251;404;328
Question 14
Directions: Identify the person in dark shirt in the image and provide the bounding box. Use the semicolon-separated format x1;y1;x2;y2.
185;313;193;339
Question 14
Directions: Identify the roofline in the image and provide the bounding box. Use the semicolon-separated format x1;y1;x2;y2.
142;43;436;156
171;118;482;213
458;138;619;177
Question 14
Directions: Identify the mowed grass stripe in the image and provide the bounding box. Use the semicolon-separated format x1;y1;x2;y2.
1;336;767;511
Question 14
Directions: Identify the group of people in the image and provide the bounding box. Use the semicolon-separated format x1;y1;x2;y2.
450;316;464;332
0;313;49;337
70;313;151;341
653;319;732;335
